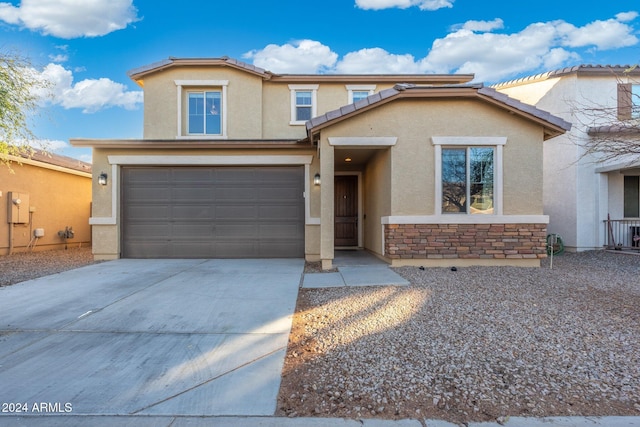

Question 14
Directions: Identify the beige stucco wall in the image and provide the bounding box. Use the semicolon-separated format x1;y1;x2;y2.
142;67;264;139
319;98;545;215
363;149;392;256
313;96;548;264
0;162;92;255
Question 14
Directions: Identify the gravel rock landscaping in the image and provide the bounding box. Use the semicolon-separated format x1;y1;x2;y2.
278;251;640;424
0;247;98;286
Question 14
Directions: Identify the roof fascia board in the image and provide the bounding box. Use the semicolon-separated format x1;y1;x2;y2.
269;74;474;84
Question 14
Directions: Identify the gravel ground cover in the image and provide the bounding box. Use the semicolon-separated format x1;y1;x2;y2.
0;247;97;286
278;251;640;424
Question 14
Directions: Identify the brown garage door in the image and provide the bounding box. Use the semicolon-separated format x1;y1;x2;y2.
121;166;304;258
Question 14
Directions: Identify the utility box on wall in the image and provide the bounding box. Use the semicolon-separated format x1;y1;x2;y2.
7;192;30;224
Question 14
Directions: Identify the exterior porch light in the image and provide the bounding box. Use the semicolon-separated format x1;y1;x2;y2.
98;172;108;186
314;173;321;186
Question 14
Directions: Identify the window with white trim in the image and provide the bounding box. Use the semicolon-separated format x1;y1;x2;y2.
175;80;228;138
289;84;318;125
346;85;375;104
433;137;505;215
442;147;495;214
188;91;221;135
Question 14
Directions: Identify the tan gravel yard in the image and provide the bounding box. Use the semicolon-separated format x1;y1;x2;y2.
0;247;97;286
278;251;640;424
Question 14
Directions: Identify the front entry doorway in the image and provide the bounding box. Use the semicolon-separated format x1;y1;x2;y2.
334;175;358;247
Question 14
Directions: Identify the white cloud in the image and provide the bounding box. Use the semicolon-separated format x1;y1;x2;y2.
558;17;638;50
48;53;68;62
420;13;638;81
35;63;143;113
355;0;453;11
335;48;423;74
0;0;139;38
459;18;504;32
243;40;338;74
244;13;638;83
616;11;638;22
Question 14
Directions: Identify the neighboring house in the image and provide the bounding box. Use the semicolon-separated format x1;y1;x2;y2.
71;57;570;268
0;150;92;255
494;65;640;252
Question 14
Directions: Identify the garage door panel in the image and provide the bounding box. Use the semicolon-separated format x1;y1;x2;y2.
259;205;301;219
171;187;215;201
172;206;214;220
124;205;171;221
125;224;171;238
129;169;171;182
173;224;214;237
172;169;214;182
215;224;258;238
122;166;304;258
125;242;171;258
127;187;171;201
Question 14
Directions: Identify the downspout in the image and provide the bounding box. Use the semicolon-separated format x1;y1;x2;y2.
8;223;14;255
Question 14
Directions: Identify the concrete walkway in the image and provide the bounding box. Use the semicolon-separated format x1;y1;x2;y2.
302;250;410;288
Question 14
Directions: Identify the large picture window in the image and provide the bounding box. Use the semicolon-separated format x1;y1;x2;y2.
188;91;221;135
441;147;495;214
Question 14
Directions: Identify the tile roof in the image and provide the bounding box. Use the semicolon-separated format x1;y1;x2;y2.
492;64;640;89
15;149;92;174
127;57;270;82
127;56;474;85
307;83;571;139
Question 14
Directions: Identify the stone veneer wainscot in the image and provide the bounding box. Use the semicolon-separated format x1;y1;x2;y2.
384;223;548;259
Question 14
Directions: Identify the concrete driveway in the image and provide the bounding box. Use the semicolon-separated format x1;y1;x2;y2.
0;258;303;417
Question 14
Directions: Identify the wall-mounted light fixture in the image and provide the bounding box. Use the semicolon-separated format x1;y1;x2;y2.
98;172;108;186
313;173;321;186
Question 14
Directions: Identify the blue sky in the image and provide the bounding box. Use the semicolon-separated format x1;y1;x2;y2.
2;0;639;162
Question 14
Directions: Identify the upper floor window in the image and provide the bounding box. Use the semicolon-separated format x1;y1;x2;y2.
289;84;318;125
346;85;376;104
175;80;228;139
433;137;505;215
188;91;221;135
617;83;640;120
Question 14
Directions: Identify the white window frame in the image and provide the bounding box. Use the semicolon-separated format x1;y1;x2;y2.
175;80;228;139
432;137;505;216
346;84;376;104
289;84;318;125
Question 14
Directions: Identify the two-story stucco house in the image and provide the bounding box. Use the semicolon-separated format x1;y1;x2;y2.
72;57;570;268
495;65;640;252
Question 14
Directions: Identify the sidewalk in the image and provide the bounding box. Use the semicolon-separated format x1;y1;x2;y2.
2;415;639;426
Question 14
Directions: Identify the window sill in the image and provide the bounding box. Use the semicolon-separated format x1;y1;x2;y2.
177;135;228;140
289;121;307;126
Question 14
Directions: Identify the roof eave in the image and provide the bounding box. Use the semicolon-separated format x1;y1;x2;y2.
270;74;475;85
69;138;311;149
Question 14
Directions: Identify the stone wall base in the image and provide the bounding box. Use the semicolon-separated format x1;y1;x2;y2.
385;223;547;261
